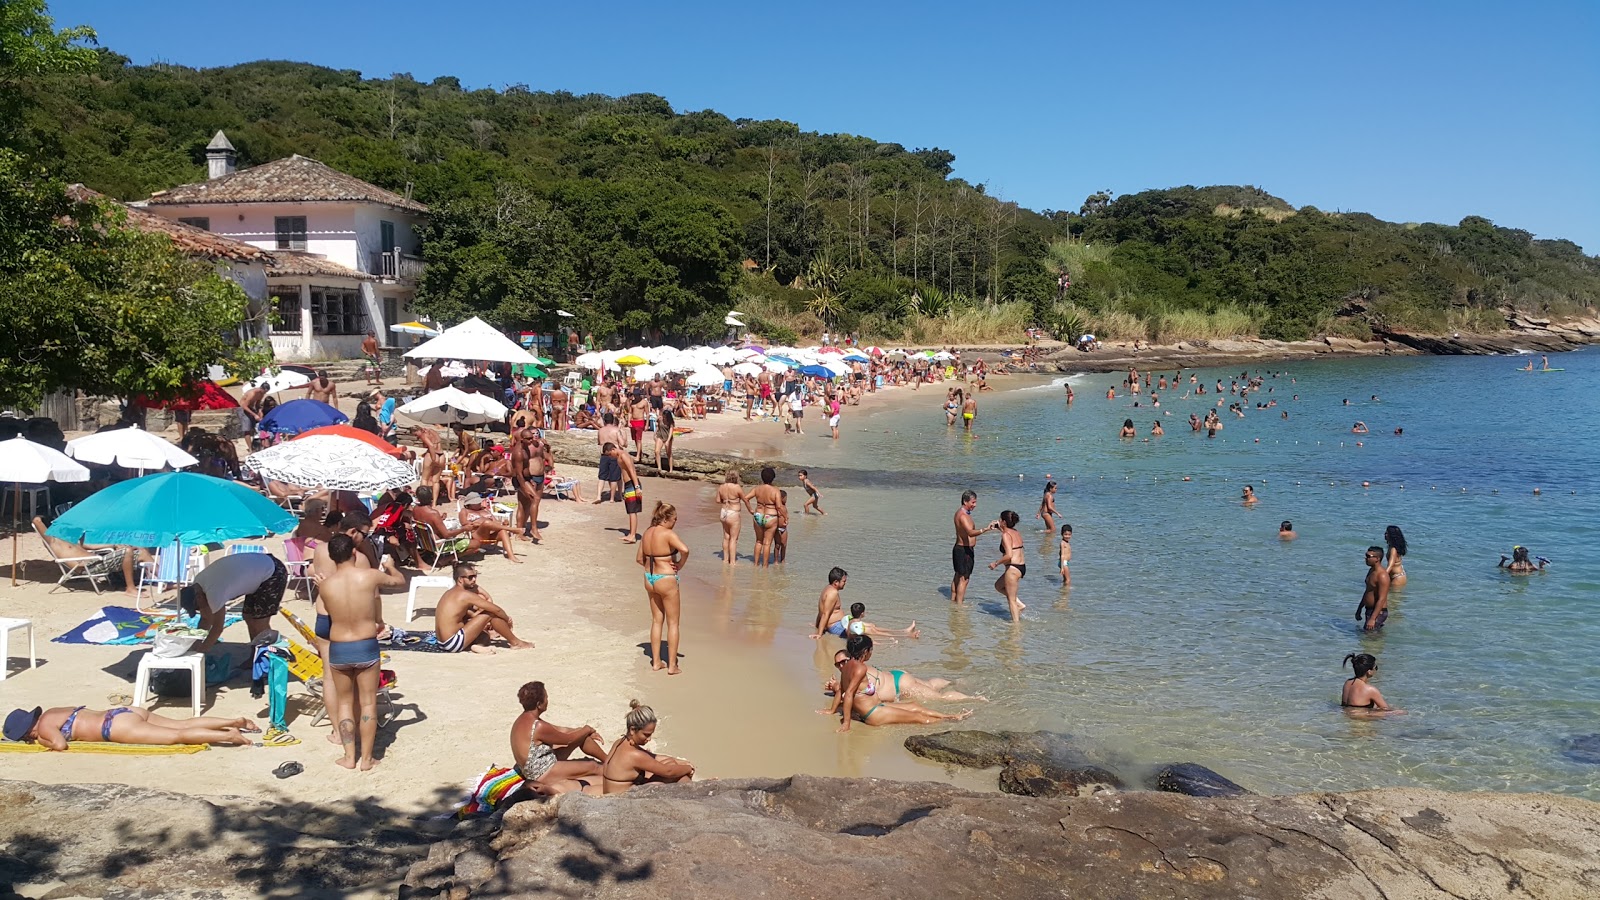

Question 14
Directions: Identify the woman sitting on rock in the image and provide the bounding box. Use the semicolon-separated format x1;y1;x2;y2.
818;635;973;732
601;701;694;794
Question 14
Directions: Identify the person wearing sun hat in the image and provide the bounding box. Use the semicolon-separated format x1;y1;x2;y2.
4;704;257;748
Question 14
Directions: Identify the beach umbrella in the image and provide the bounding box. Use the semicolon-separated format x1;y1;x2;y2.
404;316;538;365
731;362;763;376
798;364;836;379
817;346;843;355
820;359;851;376
766;356;801;369
842;351;870;363
533;356;556;367
419;361;471;379
885;349;907;359
292;424;405;458
132;381;239;412
613;354;648;367
632;363;661;381
742;344;766;353
660;357;700;374
397;386;509;426
259;399;348;436
245;436;416;492
735;347;765;360
574;352;605;370
866;346;884;356
933;350;955;361
49;472;296;548
390;321;441;337
0;436;90;585
687;367;724;388
67;426;198;474
250;369;311;395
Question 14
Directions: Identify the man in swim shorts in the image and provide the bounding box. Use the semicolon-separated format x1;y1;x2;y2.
961;394;977;432
435;562;533;652
183;550;289;652
1357;545;1391;632
811;567;849;638
951;490;997;605
627;390;652;462
595;413;625;502
604;442;643;543
319;534;406;771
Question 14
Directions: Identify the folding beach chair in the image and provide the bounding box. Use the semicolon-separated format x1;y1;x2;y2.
135;541;205;615
277;608;396;728
415;521;465;574
547;477;579;501
33;518;118;594
282;537;315;599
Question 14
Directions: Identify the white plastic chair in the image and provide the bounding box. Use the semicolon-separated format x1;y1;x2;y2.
133;650;205;716
405;575;454;622
0;617;36;681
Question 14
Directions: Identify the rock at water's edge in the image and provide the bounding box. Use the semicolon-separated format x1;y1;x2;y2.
1149;762;1253;797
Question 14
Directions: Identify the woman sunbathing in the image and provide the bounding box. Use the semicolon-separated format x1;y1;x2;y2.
823;649;982;702
510;682;607;797
818;635;974;732
3;704;257;748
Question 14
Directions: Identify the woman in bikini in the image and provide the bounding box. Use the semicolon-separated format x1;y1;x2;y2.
743;466;784;568
1341;653;1400;714
1036;481;1058;532
509;681;607;797
1383;525;1407;588
818;635;973;732
653;409;676;474
823;649;981;702
637;502;689;674
601;701;695;794
2;704;257;748
988;510;1026;621
714;468;746;565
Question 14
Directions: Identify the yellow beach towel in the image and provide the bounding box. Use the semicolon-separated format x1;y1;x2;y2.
0;741;209;755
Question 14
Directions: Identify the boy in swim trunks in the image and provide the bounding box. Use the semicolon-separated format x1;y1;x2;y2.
603;442;643;543
1357;546;1391;632
775;490;789;563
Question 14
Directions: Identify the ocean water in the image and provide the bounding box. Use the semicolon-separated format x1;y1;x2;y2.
689;348;1600;796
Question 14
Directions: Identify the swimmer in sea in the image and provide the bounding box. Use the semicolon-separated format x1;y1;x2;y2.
1383;525;1407;588
1058;523;1072;584
1106;386;1116;400
1341;652;1400;713
797;468;824;516
961;393;977;432
1357;546;1391;631
1119;418;1137;438
1498;545;1548;574
823;649;982;702
819;635;974;732
1189;413;1201;432
1241;485;1258;505
1352;421;1369;434
1036;481;1059;532
1279;520;1296;540
988;510;1026;621
1150;420;1164;436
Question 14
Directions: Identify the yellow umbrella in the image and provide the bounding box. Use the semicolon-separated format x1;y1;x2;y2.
614;354;648;366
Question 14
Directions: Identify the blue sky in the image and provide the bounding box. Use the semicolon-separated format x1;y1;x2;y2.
57;0;1600;252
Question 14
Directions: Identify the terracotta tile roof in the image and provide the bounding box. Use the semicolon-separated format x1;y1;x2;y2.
66;184;273;264
145;155;428;214
266;250;374;281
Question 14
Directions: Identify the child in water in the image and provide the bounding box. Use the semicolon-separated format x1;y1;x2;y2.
775;490;790;563
1058;524;1073;584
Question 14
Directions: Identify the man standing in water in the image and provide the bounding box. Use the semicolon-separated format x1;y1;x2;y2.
961;393;977;432
1357;546;1391;632
951;490;998;605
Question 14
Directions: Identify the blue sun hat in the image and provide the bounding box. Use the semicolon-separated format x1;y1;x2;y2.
3;707;42;741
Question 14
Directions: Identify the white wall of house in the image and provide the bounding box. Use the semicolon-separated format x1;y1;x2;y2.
149;202;360;268
354;205;424;263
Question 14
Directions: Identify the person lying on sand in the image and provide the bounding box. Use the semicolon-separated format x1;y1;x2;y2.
818;635;973;732
823;650;982;702
3;705;257;748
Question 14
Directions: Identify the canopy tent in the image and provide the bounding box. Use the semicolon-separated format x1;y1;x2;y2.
132;381;239;412
66;426;198;474
245;436;416;492
397;386;509;426
0;436;91;585
48;471;297;548
403;317;539;365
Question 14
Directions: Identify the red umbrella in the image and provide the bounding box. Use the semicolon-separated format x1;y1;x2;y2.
292;424;406;458
817;346;843;354
133;381;240;411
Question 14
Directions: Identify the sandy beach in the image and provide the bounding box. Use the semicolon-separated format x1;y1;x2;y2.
0;374;994;814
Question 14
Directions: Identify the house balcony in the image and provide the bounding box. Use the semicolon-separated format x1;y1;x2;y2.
370;249;425;284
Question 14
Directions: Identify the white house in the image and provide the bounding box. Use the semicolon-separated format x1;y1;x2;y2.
137;131;427;362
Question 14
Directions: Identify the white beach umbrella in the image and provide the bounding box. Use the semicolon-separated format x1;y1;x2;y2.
404;316;539;365
703;347;738;366
574;352;605;370
820;359;850;377
933;350;955;361
397;386;510;426
842;351;871;363
731;362;763;376
687;367;724;388
735;347;765;360
67;426;198;474
0;435;91;585
764;359;791;374
251;369;311;395
632;363;662;381
244;435;416;492
660;357;700;374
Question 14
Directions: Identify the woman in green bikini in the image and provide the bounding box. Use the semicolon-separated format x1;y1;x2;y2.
637;501;689;674
818;635;973;732
743;466;784;568
823;649;983;702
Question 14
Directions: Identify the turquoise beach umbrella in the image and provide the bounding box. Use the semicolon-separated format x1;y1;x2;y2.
48;472;297;547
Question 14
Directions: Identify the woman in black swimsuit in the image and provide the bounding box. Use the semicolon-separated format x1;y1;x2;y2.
988;510;1026;622
1340;653;1399;714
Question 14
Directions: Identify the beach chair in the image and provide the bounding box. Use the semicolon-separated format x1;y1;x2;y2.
33;518;118;594
547;477;579;501
134;541;205;615
415;521;465;574
229;543;268;555
277;609;396;728
283;537;315;599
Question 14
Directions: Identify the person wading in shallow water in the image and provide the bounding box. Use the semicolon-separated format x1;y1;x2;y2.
1357;546;1391;632
952;490;998;606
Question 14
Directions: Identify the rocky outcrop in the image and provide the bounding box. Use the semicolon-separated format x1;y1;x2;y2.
5;776;1599;899
904;729;1125;797
541;429;791;483
1148;763;1252;798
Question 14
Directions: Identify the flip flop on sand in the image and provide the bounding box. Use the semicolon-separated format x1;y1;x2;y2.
239;722;263;734
257;728;301;747
272;761;304;779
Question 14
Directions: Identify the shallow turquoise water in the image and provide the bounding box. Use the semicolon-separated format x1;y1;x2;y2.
712;348;1600;796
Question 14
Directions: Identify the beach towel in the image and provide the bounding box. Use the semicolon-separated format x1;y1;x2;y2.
53;607;241;646
378;627;455;653
0;741;210;755
448;765;525;818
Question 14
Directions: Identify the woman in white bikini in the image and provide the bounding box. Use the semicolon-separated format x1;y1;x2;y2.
637;502;689;674
714;468;746;565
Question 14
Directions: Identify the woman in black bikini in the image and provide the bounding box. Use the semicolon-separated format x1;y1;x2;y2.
988;510;1026;622
1340;653;1400;714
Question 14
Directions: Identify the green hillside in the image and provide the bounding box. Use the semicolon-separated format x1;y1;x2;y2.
10;42;1599;344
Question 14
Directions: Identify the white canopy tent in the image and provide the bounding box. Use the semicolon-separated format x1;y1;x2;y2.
403;317;539;365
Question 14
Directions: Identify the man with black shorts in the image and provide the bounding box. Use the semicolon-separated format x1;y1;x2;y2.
952;490;997;605
603;442;643;543
595;413;624;502
184;551;289;651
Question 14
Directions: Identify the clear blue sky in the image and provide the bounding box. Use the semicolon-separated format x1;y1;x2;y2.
57;0;1600;252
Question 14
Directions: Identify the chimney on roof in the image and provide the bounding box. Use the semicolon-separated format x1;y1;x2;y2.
206;130;237;180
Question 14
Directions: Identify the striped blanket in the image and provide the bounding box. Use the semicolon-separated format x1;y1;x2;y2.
450;765;526;818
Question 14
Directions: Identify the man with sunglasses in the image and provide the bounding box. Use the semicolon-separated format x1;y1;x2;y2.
434;563;533;653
